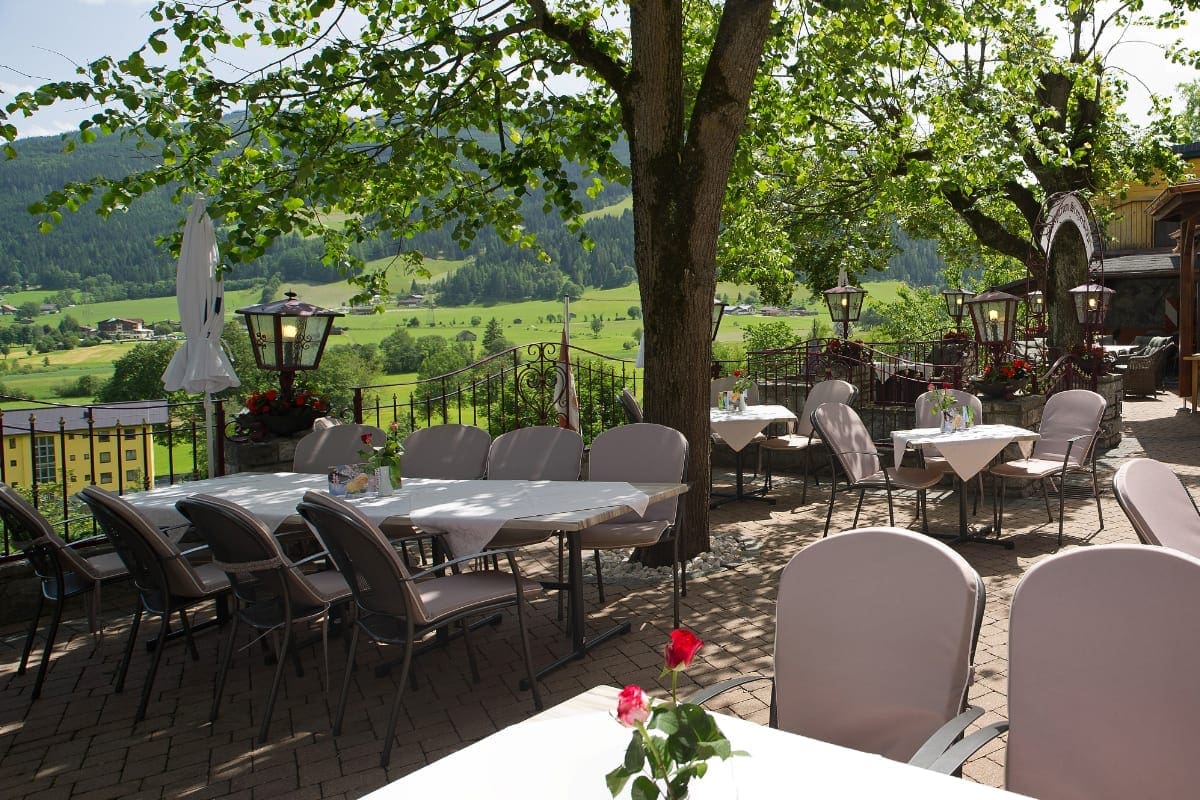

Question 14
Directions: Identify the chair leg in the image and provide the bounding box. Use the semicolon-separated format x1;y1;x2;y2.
210;613;240;722
115;605;143;693
1057;476;1067;548
136;611;172;723
800;448;811;506
31;594;64;701
918;490;929;534
259;621;292;744
555;535;566;623
1041;477;1054;522
884;488;895;527
594;550;606;604
995;478;1006;538
179;608;200;661
1091;464;1105;529
332;625;360;737
974;474;983;516
853;488;866;527
18;591;44;675
823;484;837;537
380;643;415;769
512;580;543;713
460;619;481;684
671;532;681;629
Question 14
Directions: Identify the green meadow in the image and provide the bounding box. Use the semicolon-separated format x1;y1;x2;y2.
0;274;910;405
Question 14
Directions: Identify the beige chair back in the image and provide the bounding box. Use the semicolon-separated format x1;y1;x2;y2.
1034;389;1105;466
587;423;687;523
1112;458;1200;552
795;379;857;437
1006;544;1200;799
914;388;982;428
710;376;759;406
401;424;492;479
774;527;983;761
810;402;879;484
293;424;386;473
486;426;584;481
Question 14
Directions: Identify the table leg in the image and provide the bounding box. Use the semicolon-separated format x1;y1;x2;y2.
949;474;1013;549
709;447;776;507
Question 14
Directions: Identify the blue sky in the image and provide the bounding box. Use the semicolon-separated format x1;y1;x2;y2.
0;0;1196;140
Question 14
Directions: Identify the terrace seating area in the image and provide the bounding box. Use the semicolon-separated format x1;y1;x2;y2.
0;391;1192;797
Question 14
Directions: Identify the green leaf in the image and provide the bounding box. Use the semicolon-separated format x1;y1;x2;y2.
630;776;661;800
605;766;632;797
623;733;645;773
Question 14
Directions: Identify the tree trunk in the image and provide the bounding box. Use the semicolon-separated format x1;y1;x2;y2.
625;0;773;566
1047;226;1087;349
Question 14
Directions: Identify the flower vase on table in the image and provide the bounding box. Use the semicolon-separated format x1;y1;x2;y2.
359;422;405;493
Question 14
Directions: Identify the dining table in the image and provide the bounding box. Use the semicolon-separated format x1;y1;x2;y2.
709;404;797;506
123;472;689;682
891;423;1039;548
362;685;1027;798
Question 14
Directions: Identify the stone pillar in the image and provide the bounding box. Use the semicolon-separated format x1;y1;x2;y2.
224;434;304;474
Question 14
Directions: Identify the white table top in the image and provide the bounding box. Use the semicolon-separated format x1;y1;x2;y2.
363;685;1024;799
123;473;686;557
892;424;1039;480
710;404;797;452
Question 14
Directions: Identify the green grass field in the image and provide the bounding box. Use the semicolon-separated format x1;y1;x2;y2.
0;275;907;405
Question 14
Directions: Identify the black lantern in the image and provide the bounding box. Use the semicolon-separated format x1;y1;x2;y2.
823;270;867;339
1069;282;1114;333
236;291;343;399
942;287;972;331
966;287;1020;351
712;299;726;341
1026;289;1046;319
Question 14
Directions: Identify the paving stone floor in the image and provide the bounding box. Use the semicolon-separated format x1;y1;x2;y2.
0;391;1194;798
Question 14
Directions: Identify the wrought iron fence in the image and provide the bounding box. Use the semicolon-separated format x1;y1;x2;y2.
351;341;639;445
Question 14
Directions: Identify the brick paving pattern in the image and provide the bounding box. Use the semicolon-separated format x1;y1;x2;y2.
0;392;1192;797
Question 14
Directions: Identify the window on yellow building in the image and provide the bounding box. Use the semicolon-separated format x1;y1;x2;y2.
7;437;14;449
98;434;110;443
123;431;136;440
69;454;75;462
125;469;138;482
99;452;111;463
8;460;14;468
100;472;112;484
34;436;56;483
83;454;89;461
125;449;136;461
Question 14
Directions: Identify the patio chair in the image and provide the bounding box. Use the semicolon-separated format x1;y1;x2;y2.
295;490;543;768
690;526;986;764
0;484;129;701
484;426;584;549
930;545;1200;798
1112;457;1200;553
400;424;491;479
1117;340;1175;397
987;389;1105;547
577;423;688;628
913;388;985;513
78;486;231;723
760;379;857;504
293;423;386;473
810;402;942;537
175;494;352;743
618;388;644;423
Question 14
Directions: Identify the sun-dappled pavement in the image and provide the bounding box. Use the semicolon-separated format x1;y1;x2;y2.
0;391;1192;798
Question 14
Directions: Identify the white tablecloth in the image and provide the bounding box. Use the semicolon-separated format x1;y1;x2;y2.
363;685;1025;799
892;424;1039;479
122;473;652;557
710;404;797;452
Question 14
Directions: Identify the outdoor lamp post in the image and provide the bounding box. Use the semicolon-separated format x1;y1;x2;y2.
1069;282;1115;342
236;291;343;399
1026;289;1046;320
712;299;726;341
942;287;972;332
823;269;867;340
966;287;1020;367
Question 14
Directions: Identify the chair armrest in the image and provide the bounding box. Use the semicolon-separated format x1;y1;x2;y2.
66;534;111;549
684;675;773;707
927;722;1009;775
907;706;985;769
292;550;330;567
180;544;211;557
406;546;523;581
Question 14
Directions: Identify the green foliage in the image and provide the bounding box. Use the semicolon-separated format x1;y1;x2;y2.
1180;80;1200;143
864;287;947;342
95;340;180;402
742;320;800;352
54;374;101;398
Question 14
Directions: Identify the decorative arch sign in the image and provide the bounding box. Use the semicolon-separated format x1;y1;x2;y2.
1037;192;1103;267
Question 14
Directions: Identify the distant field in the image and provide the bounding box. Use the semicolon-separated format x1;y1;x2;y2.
0;275;907;405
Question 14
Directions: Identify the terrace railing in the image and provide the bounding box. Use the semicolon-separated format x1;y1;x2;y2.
351;341;639;445
0;396;217;559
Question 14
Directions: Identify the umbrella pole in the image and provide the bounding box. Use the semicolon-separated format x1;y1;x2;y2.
204;394;216;477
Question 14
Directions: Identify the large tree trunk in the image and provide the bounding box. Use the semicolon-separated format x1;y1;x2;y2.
625;0;773;565
1046;226;1087;349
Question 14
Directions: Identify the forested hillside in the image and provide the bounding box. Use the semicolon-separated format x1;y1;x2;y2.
0;130;947;305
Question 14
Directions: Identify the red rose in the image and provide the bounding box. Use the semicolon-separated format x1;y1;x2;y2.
312;400;325;411
941;381;951;390
266;389;278;401
361;433;373;445
616;685;650;727
732;369;742;378
664;628;703;671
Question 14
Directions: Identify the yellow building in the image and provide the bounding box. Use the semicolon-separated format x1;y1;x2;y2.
1106;142;1200;253
0;401;169;496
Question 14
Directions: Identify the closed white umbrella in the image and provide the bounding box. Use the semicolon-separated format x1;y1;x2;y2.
162;195;240;475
